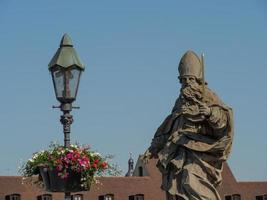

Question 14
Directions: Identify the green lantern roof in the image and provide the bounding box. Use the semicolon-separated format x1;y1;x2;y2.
48;33;85;70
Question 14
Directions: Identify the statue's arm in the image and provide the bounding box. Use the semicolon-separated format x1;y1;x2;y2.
141;114;173;162
141;137;161;163
142;98;179;163
149;135;168;155
207;106;228;130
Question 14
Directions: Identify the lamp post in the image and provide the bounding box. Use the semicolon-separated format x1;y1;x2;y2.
48;33;85;200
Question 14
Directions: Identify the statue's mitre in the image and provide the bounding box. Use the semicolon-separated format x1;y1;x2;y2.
178;50;202;80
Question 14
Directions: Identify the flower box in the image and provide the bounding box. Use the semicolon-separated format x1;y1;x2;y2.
20;143;120;193
40;167;90;192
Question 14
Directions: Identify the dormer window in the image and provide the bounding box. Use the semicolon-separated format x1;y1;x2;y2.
225;196;232;200
225;194;241;200
37;194;52;200
5;194;21;200
256;194;267;200
99;194;114;200
129;194;144;200
71;194;83;200
232;194;241;200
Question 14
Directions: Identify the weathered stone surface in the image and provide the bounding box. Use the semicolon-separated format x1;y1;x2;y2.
142;50;233;200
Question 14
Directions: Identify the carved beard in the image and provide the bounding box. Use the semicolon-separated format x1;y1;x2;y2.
179;84;204;119
180;83;203;103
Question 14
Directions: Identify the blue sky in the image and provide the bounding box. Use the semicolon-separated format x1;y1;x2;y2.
0;0;267;181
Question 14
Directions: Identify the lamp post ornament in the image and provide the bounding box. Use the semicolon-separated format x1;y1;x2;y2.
48;33;85;200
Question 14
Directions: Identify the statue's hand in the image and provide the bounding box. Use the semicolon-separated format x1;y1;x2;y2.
171;131;180;143
140;150;152;164
181;105;190;115
199;102;211;117
181;105;198;117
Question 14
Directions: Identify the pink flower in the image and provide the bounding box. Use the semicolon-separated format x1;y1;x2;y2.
74;151;81;159
67;153;73;159
78;159;88;168
56;165;63;171
82;156;89;162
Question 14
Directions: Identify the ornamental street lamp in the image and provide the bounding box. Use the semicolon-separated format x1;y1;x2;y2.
48;33;85;200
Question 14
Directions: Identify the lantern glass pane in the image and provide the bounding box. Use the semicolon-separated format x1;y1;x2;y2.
65;68;81;99
52;69;64;99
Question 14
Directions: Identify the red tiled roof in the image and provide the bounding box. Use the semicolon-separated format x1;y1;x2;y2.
0;161;266;200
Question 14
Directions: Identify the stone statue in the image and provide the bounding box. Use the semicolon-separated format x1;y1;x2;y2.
141;50;233;200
